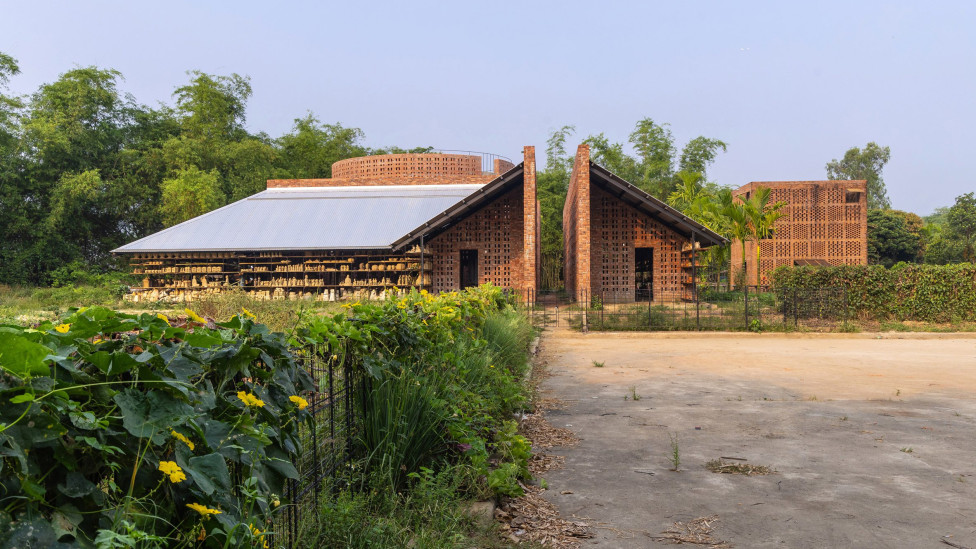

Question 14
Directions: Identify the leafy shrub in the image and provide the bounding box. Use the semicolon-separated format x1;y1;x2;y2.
0;307;313;547
771;264;976;322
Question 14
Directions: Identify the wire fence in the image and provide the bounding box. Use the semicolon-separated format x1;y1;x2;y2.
517;286;849;332
274;348;368;548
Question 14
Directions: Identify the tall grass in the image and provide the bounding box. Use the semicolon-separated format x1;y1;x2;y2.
189;287;347;333
479;308;534;375
359;371;451;490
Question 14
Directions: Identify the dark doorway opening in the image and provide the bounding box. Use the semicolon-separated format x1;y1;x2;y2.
460;249;478;289
635;247;654;301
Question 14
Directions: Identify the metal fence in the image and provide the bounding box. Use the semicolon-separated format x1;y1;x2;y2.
517;286;849;332
275;348;368;548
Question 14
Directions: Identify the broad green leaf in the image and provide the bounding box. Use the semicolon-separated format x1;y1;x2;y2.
68;410;99;430
9;393;34;404
114;389;194;440
185;452;231;495
184;330;222;348
0;333;51;377
57;471;96;498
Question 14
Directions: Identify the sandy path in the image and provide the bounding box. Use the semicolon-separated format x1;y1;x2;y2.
535;330;976;548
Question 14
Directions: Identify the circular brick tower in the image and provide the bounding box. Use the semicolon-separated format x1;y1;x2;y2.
267;152;514;188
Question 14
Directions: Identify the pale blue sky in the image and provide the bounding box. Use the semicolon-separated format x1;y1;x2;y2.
3;1;973;214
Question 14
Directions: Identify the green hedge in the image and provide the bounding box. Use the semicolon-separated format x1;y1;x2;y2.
770;264;976;322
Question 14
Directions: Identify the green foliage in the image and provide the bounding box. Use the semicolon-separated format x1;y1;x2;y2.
291;287;532;499
275;114;368;178
770;264;976;322
946;192;976;263
825;142;892;209
868;209;923;267
0;52;430;285
301;465;501;549
159;166;225;226
173;71;251;140
0;307;314;547
359;371;451;489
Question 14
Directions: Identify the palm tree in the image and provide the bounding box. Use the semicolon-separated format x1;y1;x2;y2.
745;187;786;286
668;171;710;213
724;199;752;289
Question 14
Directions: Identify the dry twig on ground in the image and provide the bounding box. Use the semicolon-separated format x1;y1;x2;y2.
705;459;774;476
647;516;732;547
520;413;579;449
528;452;565;475
496;485;594;548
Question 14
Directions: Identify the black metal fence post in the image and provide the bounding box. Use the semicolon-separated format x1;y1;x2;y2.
744;285;749;329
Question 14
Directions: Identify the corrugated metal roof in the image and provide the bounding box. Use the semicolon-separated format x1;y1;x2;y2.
113;184;484;253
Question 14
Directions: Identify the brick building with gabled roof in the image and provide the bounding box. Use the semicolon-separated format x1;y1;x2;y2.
114;149;539;302
563;144;726;302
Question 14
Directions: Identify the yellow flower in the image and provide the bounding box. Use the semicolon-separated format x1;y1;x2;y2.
241;307;256;320
237;391;265;408
171;430;195;451
250;525;269;548
184;308;205;323
186;503;222;518
158;461;186;483
289;395;309;410
55;324;70;333
92;337;104;344
157;313;171;325
272;498;280;508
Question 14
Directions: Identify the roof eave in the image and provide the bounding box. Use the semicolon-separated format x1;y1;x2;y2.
391;162;525;251
588;162;727;247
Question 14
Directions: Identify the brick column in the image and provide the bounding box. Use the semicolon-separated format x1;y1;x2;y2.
522;146;538;298
562;144;591;300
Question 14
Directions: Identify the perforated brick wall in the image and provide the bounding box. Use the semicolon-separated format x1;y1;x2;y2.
428;187;524;292
267;173;500;188
332;154;481;179
563;144;690;302
731;180;868;285
267;153;514;188
590;186;685;301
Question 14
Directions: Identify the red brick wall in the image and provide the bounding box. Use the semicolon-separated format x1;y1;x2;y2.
268;153;515;188
589;186;686;301
428;187;524;292
730;180;868;285
495;158;516;175
521;146;538;295
563;144;591;298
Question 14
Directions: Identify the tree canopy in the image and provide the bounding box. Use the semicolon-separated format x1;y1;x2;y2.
0;53;429;285
826;142;891;209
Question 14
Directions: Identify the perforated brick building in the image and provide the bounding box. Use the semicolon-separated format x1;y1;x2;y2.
563;144;725;302
115;149;539;302
730;180;868;286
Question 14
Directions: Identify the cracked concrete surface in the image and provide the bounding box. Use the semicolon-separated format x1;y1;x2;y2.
536;330;976;548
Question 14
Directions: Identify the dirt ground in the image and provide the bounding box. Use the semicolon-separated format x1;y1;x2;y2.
535;330;976;548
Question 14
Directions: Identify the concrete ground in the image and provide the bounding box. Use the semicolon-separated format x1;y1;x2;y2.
536;330;976;548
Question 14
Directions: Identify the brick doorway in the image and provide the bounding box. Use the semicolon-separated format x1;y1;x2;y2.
635;247;654;301
460;249;478;289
